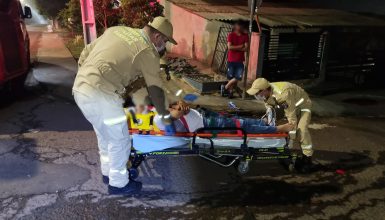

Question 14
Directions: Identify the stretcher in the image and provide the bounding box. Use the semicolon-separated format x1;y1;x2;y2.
127;127;299;179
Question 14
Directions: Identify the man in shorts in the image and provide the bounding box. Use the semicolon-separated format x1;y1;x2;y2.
221;20;248;98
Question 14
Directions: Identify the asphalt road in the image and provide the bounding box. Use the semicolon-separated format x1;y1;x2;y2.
1;28;385;220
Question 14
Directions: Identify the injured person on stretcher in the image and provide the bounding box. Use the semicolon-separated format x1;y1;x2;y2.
126;101;295;177
153;101;294;134
127;101;291;157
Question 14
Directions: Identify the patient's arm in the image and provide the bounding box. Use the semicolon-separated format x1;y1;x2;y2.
276;123;294;133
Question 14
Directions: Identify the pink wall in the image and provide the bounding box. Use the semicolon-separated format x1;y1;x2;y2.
161;0;221;65
161;0;262;83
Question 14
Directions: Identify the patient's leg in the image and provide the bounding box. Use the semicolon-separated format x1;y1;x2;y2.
238;117;277;134
204;115;279;134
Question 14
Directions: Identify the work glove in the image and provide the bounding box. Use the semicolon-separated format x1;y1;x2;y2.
164;124;176;136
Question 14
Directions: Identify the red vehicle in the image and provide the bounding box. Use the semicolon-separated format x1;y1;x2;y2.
0;0;32;92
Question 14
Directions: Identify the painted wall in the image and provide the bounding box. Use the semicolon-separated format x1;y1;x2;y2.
161;0;264;83
161;0;223;65
247;33;261;82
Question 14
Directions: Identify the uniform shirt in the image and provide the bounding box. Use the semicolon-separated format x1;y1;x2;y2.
266;82;312;125
73;26;168;115
154;109;204;133
227;32;248;62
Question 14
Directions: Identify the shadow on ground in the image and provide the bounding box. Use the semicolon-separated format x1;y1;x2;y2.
131;149;374;201
189;179;341;207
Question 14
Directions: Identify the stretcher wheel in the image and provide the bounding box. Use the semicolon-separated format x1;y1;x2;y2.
129;168;139;179
237;161;249;175
131;155;145;168
278;158;295;172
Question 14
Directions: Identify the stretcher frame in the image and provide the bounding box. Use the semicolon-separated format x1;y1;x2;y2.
128;127;298;176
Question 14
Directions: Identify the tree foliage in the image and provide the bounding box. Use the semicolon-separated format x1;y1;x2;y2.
94;0;121;31
34;0;68;19
57;0;164;34
119;0;164;28
58;0;83;33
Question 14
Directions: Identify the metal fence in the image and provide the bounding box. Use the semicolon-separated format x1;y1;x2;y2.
211;24;233;75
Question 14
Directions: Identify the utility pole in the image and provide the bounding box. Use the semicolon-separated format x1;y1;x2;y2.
243;0;262;99
79;0;97;45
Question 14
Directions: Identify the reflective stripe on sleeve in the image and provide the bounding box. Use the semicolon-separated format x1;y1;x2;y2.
289;130;297;134
301;109;311;113
295;98;304;107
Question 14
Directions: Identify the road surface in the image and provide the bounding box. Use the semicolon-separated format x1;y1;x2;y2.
1;26;385;219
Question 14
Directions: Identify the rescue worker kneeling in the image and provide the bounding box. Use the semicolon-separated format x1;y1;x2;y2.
247;78;313;171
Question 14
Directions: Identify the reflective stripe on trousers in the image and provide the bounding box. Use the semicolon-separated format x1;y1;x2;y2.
73;91;130;188
298;110;313;157
301;144;313;150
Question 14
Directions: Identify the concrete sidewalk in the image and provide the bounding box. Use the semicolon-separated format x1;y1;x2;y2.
162;57;385;118
26;25;77;98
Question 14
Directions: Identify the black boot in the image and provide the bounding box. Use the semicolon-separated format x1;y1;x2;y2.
296;155;313;173
302;155;313;173
108;180;142;195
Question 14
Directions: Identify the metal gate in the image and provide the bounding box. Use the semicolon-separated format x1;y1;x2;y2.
262;31;323;81
211;24;233;75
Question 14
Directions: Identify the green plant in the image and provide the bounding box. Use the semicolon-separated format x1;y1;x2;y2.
74;35;84;44
65;35;84;61
58;0;83;33
119;0;164;28
34;0;68;19
94;0;121;31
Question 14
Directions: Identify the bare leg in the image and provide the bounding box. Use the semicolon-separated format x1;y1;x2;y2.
225;78;238;90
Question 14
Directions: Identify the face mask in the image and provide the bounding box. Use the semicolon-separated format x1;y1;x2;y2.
158;47;166;57
156;43;166;53
254;94;266;101
153;35;167;54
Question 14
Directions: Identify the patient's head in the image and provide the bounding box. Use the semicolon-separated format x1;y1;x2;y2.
168;102;185;119
136;104;146;114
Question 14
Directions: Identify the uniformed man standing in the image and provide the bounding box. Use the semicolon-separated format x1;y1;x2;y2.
247;78;313;170
72;17;177;195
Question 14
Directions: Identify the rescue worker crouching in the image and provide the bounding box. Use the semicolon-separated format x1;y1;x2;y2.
247;78;313;172
73;17;178;195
